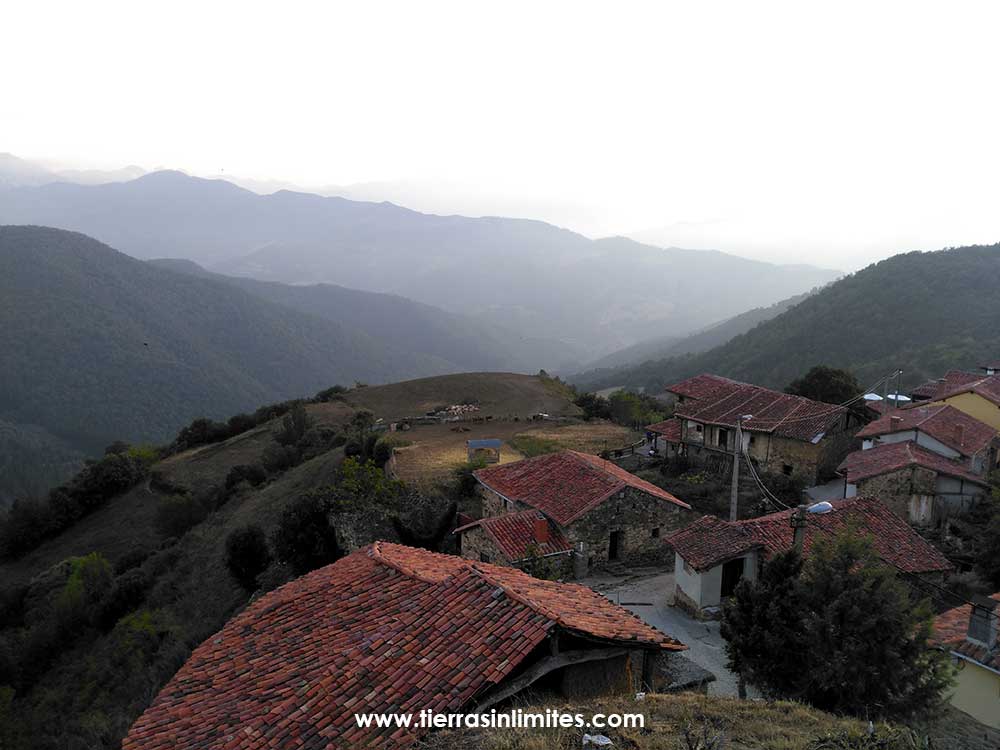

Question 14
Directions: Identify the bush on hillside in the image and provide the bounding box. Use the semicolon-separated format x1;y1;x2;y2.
97;567;152;630
153;495;209;539
274;402;310;447
271;494;343;575
224;463;269;492
225;525;272;591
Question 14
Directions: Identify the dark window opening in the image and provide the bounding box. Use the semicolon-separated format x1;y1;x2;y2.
479;553;491;563
782;464;793;476
717;428;729;449
651;527;660;539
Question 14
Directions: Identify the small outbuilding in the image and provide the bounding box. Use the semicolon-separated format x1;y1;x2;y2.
466;437;502;464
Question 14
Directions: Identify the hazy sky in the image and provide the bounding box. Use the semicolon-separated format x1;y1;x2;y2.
5;1;1000;269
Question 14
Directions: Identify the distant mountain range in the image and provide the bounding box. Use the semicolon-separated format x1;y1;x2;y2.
0;226;566;504
570;244;1000;395
0;168;840;356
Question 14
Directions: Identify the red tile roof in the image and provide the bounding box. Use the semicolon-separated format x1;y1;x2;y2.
123;543;684;750
856;405;998;457
662;515;758;571
647;417;682;442
474;450;689;526
837;441;990;486
666;498;953;575
666;374;845;442
909;370;1000;407
454;510;572;560
932;593;1000;671
665;373;739;402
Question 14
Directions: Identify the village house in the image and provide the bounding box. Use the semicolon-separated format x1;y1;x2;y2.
123;542;688;750
454;509;574;573
905;369;1000;431
933;593;1000;729
837;441;991;525
462;450;692;575
854;404;999;477
648;374;859;486
663;497;952;618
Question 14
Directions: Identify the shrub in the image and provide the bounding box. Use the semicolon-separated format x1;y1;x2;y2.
113;547;152;575
372;439;394;468
261;443;299;473
271;494;343;575
313;385;347;402
224;463;268;491
274;402;310;447
153;495;208;538
98;568;151;630
225;525;272;591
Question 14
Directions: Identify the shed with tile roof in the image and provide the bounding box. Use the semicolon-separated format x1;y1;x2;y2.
664;497;952;618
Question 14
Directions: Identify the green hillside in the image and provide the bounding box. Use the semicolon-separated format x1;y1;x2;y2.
571;244;1000;394
0;226;448;503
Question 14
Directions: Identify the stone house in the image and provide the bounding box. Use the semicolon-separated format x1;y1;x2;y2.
664;497;953;618
455;509;574;576
461;450;692;575
651;374;860;486
837;441;991;525
933;592;1000;729
855;404;1000;477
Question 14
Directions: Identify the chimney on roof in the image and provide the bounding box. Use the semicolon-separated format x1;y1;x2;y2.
954;424;965;446
791;505;808;551
967;595;998;648
533;517;549;545
889;415;902;431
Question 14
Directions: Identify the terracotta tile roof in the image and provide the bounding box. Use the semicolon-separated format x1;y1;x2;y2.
474;450;689;526
665;373;739;402
666;498;953;575
910;370;1000;407
933;593;1000;671
837;441;990;486
856;404;998;457
647;417;682;442
667;374;845;442
662;515;757;571
454;510;572;560
123;543;684;750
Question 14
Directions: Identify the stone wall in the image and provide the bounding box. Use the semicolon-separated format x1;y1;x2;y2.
567;488;693;568
758;435;824;485
458;525;511;565
856;466;936;521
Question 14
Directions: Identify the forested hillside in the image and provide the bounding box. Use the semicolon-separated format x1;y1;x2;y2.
571;244;1000;393
576;290;814;374
0;227;449;503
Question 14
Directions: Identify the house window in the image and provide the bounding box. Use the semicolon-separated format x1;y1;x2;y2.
695;424;703;433
748;435;755;445
782;463;793;476
479;553;491;563
651;527;660;538
717;428;729;449
683;559;693;574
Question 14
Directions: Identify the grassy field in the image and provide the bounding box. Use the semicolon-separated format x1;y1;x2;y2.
345;372;581;422
432;692;982;750
391;419;641;490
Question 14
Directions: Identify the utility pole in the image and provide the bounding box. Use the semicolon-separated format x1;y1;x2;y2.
730;415;751;521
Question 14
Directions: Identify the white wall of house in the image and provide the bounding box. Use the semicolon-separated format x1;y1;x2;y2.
845;482;858;498
872;429;962;460
675;551;758;610
675;552;702;604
